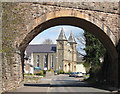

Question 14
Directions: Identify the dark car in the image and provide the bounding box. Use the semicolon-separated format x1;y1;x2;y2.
69;72;75;77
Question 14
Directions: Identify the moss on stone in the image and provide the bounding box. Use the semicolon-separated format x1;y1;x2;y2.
2;2;25;58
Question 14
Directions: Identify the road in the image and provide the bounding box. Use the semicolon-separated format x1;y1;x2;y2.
11;74;115;93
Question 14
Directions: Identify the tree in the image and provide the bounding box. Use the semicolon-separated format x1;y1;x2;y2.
42;39;54;44
75;33;86;56
83;31;106;78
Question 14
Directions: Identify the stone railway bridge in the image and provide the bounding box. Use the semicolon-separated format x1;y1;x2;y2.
0;2;120;93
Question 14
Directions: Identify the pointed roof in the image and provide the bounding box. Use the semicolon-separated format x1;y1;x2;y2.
57;28;67;41
68;31;77;43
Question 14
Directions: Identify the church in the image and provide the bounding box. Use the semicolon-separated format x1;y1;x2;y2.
24;28;86;74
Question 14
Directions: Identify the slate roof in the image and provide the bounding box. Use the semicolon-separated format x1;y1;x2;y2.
26;44;56;53
56;28;67;41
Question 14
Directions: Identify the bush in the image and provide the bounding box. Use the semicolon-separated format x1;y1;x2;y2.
60;70;64;74
66;71;71;74
39;71;43;75
24;73;32;75
35;71;43;76
47;69;54;73
83;62;91;73
43;70;46;74
24;73;27;75
47;69;51;71
57;71;60;74
50;69;54;73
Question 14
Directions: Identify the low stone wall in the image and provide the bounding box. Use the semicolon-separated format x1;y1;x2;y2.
24;75;43;83
46;71;54;77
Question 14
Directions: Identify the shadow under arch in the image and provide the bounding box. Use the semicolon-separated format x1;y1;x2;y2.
19;16;118;86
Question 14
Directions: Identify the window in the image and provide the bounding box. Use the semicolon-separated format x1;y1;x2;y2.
36;55;39;67
44;55;47;68
28;56;31;63
51;55;54;69
59;65;61;70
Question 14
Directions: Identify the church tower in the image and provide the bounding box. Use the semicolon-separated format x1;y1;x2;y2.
68;31;77;72
56;28;67;71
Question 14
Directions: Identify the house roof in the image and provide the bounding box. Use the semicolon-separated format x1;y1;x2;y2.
26;44;56;53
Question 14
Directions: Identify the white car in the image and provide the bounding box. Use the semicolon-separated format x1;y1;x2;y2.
54;71;58;75
75;72;83;78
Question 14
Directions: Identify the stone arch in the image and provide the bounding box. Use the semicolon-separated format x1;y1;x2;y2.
21;9;117;46
19;10;118;86
19;10;118;58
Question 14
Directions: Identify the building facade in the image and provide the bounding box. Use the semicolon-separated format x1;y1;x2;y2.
24;28;86;74
24;44;57;74
56;28;77;73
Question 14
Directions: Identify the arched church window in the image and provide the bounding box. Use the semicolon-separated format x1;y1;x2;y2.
51;55;54;69
36;55;39;67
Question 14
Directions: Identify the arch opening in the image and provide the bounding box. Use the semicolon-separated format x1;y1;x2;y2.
19;16;118;87
19;17;118;59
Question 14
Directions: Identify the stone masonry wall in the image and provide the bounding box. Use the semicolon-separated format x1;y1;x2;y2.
24;75;43;84
2;3;24;92
0;2;2;94
1;2;119;93
16;2;119;49
43;2;119;13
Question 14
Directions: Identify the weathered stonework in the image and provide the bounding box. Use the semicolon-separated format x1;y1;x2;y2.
1;2;120;93
0;2;2;94
46;2;119;14
24;75;43;84
16;2;119;51
2;3;24;92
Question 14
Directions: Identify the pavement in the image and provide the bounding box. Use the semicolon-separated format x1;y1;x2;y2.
9;74;118;93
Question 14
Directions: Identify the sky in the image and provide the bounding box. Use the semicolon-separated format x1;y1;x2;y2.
29;25;86;56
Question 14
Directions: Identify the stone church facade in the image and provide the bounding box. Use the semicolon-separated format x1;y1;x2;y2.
56;28;77;73
24;28;83;74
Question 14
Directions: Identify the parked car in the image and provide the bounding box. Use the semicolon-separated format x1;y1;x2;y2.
69;72;75;77
75;72;83;78
54;71;58;75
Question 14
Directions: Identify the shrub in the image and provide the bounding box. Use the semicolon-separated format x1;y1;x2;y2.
24;73;27;75
35;71;43;76
39;71;43;75
66;71;71;74
47;69;51;71
57;71;60;74
50;69;54;73
43;70;46;74
60;70;64;74
24;73;32;75
47;69;54;73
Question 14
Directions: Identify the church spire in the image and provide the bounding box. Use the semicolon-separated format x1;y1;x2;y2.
68;31;77;43
57;28;67;41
